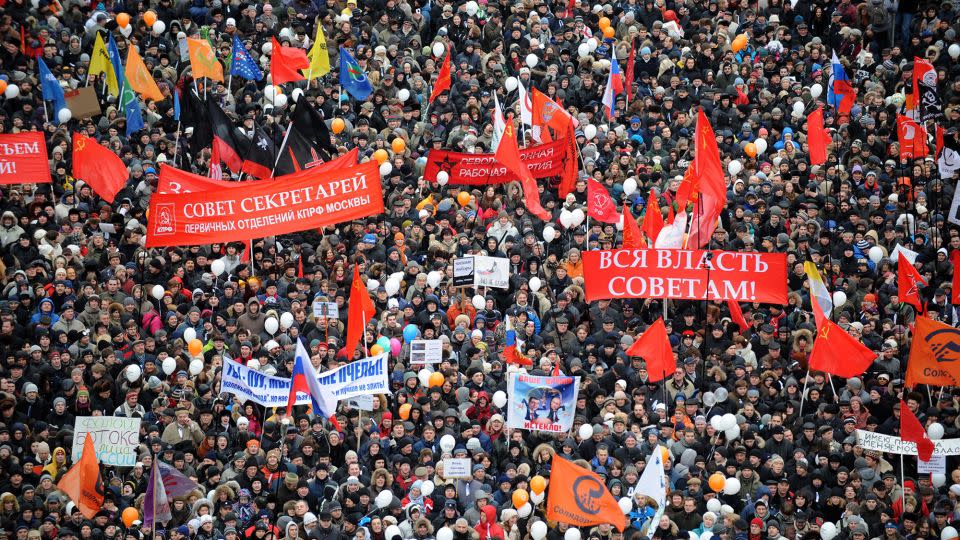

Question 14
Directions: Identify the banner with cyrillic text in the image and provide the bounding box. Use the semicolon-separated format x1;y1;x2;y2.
582;249;788;304
0;132;51;184
71;416;139;466
855;430;960;456
146;161;382;247
156;148;359;194
222;353;390;407
424;138;571;185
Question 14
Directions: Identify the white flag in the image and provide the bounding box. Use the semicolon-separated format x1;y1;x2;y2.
516;81;541;143
654;211;687;249
492;93;506;151
634;449;667;508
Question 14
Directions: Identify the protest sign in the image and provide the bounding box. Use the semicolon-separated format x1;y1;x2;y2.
410;339;443;363
147;161;382;247
313;301;339;319
346;394;375;411
71;416;139;466
918;454;947;474
452;257;475;287
582;249;788;304
222;352;390;407
0;132;51;184
472;255;510;288
64;87;102;120
855;430;960;456
506;373;579;433
424;137;571;185
443;458;473;478
157;149;359;194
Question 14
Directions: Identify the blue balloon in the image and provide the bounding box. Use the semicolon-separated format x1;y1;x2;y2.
403;324;419;342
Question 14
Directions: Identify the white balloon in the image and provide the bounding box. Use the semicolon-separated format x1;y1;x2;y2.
618;497;633;514
754;139;767;155
493;391;507;408
588;37;599;51
291;88;304;103
375;490;393;509
57;108;72;123
385;278;401;296
125;364;142;382
183;328;197;343
570;208;585;227
432;42;445;58
721;413;737;430
274;94;288;108
152;20;165;34
4;84;19;99
264;317;279;335
397;88;411;102
517;503;532;518
472;295;485;310
710;415;724;430
579;423;594;440
427;271;442;289
505;77;518;92
689;533;700;540
728;160;743;176
526;54;538;68
418;368;432;387
623;177;637;196
583;124;598;140
578;43;590;57
832;291;847;307
437;528;453;540
530;490;544;504
385;525;401;540
703;392;716;407
820;522;837;540
723;477;741;496
439;434;456;452
189;358;204;375
706;498;722;513
720;505;735;516
262;41;273;54
162;357;177;375
280;312;295;328
564;528;581;540
928;422;945;440
531;522;548;540
528;276;542;292
436;170;449;185
465;0;479;15
210;259;225;276
247;359;260;370
725;425;740;440
380;162;393;176
933;474;947;488
367;279;380;291
543;226;557;242
152;284;165;300
941;526;957;540
264;85;276;101
951;44;960;60
868;246;884;263
421;480;435;497
700;533;713;540
810;83;823;99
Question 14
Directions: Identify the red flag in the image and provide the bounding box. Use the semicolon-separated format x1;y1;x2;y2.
641;189;664;243
953;250;960;305
429;50;452;104
270;37;309;85
72;132;128;203
587;178;620;224
209;136;223;180
898;260;927;313
625;38;636;103
495;121;550;221
807;107;832;166
728;300;749;332
808;318;875;378
343;265;376;359
621;209;645;249
685;109;727;248
900;399;935;461
530;89;578;198
297;256;304;278
56;434;104;519
897;115;929;160
834;79;857;116
625;318;675;382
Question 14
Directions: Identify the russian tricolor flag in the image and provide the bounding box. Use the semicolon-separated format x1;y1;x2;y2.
602;54;623;119
286;339;339;425
827;52;848;108
503;316;531;366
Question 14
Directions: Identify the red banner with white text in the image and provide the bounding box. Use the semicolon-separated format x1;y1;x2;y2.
424;138;571;185
582;249;788;304
146;161;382;247
157;148;359;194
0;132;51;184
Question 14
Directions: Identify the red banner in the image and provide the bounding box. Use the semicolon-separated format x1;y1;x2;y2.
424;138;570;185
582;249;788;304
0;132;51;184
146;161;383;247
158;149;359;194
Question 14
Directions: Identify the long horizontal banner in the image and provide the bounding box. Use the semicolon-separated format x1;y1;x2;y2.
0;132;51;184
424;138;570;185
222;353;390;407
582;249;788;304
157;148;359;194
856;430;960;456
146;161;382;247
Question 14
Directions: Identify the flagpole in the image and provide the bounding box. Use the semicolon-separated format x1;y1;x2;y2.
798;368;810;417
173;120;182;166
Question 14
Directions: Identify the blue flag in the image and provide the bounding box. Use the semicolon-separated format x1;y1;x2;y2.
38;58;67;121
121;74;144;137
107;34;125;93
174;90;181;121
339;47;372;100
231;35;263;81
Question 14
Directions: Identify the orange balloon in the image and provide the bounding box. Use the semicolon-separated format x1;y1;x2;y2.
116;13;131;28
143;10;158;26
373;149;389;164
732;34;748;53
660;445;670;464
122;507;139;527
708;472;726;492
399;403;412;420
598;17;611;29
391;138;406;154
428;371;444;387
188;338;203;357
331;118;345;134
512;489;529;509
530;475;546;495
603;26;615;39
371;344;384;355
744;142;757;158
0;81;7;95
457;192;471;207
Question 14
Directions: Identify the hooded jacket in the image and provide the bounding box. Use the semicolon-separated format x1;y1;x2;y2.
474;506;505;540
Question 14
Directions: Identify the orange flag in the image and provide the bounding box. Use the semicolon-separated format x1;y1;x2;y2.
72;132;128;203
428;50;451;104
906;316;960;387
625;318;675;382
187;38;224;82
343;265;375;359
546;457;627;531
495;121;550;221
808;318;875;378
125;46;164;102
641;189;664;242
56;434;103;519
807;107;831;166
621;208;645;249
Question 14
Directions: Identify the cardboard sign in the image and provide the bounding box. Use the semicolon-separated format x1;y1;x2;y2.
443;458;473;478
918;454;947;474
71;416;139;466
65;87;102;120
410;339;443;364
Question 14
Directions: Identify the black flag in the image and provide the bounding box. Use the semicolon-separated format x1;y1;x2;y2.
274;95;338;176
206;99;244;174
238;126;277;179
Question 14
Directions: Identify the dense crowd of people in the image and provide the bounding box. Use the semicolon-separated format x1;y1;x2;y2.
0;1;959;540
